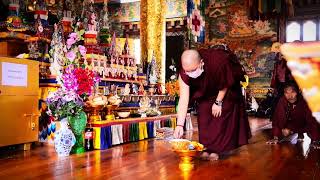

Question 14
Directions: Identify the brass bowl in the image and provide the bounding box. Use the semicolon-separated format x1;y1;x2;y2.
174;150;202;158
117;111;130;118
84;105;104;123
169;139;191;151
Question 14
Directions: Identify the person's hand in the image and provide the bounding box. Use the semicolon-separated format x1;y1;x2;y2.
266;137;279;145
174;126;184;139
282;128;291;137
212;104;222;117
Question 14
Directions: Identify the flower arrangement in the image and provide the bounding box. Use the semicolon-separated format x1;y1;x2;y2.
166;59;179;97
46;89;84;118
166;80;179;97
47;25;100;120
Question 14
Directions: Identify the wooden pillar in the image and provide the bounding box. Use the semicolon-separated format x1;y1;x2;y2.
140;0;166;84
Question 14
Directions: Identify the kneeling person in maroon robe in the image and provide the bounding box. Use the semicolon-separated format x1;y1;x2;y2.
267;83;320;149
174;49;251;160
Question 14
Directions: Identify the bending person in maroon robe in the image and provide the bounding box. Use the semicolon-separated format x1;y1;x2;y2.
267;82;320;149
174;49;251;160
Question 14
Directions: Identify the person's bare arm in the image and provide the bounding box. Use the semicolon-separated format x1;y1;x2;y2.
176;76;190;126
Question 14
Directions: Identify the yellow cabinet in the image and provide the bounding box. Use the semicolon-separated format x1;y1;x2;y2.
0;57;39;147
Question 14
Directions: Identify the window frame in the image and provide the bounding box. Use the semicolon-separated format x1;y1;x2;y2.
285;16;320;42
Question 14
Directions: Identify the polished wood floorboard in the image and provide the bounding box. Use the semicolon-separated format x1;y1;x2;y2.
0;118;319;180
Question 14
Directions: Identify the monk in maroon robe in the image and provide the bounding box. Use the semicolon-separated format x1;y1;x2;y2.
271;54;294;96
267;83;320;149
174;49;251;160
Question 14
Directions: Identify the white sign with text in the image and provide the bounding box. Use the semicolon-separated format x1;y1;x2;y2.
1;62;28;87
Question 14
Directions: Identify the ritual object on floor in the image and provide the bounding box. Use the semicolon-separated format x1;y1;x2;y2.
280;42;320;123
169;139;205;171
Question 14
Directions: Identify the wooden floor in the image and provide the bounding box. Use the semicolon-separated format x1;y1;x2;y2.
0;118;319;180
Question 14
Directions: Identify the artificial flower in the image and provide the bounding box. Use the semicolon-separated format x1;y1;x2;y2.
66;51;76;62
78;45;86;57
66;38;76;49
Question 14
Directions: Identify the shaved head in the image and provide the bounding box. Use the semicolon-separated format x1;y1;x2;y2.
181;49;202;72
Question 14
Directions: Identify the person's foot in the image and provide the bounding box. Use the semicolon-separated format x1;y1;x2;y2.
297;133;304;142
200;152;209;160
208;153;219;161
310;141;320;149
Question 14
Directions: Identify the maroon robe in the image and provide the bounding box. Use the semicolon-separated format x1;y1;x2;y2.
271;59;294;96
272;96;320;141
180;49;251;154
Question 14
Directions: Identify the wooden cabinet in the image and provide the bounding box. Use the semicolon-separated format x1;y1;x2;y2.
0;57;39;147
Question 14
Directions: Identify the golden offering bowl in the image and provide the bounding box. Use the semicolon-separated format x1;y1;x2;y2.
169;139;191;151
84;105;104;123
104;104;119;121
170;139;205;171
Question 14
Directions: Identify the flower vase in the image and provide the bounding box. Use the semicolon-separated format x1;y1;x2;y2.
54;118;76;157
68;111;87;154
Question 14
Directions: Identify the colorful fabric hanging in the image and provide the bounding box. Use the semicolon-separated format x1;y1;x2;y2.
147;121;155;138
111;125;123;145
93;127;101;149
92;117;178;149
123;123;130;143
154;120;161;135
100;126;112;150
139;122;148;140
129;123;140;142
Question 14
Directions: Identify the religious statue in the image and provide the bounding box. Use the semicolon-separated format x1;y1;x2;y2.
138;84;145;95
132;84;138;95
88;12;97;32
49;23;65;77
102;0;110;29
123;84;131;96
122;35;130;55
138;95;151;117
147;53;159;85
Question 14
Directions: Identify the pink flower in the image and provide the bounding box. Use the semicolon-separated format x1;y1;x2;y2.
69;33;78;40
78;45;86;57
66;51;76;62
66;38;76;49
